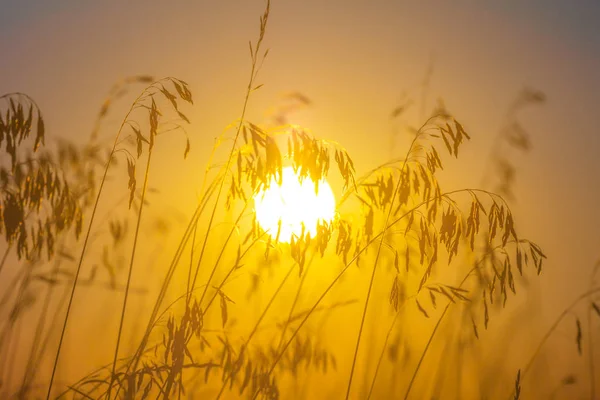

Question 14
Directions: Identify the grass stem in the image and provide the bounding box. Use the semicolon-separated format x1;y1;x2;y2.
106;145;155;399
45;83;152;400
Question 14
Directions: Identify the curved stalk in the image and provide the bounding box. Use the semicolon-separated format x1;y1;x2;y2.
125;1;271;381
45;82;154;400
367;307;402;399
157;205;251;398
403;302;451;400
403;254;500;399
201;231;267;313
4;316;23;396
275;252;316;353
215;262;295;400
507;286;600;399
346;120;426;399
190;203;249;309
106;144;155;399
587;264;599;400
185;224;199;305
0;257;35;384
116;111;225;388
24;273;71;396
250;188;502;400
0;245;11;279
19;240;66;396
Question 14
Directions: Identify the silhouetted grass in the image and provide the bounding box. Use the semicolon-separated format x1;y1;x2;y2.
4;1;590;399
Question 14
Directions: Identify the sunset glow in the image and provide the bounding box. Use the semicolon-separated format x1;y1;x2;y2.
253;167;336;242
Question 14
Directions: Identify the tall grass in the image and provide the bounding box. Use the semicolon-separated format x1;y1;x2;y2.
5;1;596;399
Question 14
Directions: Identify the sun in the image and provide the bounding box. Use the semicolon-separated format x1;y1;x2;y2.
253;166;336;243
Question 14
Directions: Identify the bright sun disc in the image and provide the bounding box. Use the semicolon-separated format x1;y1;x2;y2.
253;167;336;243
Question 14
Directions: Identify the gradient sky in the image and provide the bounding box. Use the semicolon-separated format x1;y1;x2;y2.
1;0;600;385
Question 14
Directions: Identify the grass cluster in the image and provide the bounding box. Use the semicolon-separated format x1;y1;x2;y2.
2;2;597;399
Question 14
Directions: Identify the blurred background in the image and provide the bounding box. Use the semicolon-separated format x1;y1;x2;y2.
1;0;599;398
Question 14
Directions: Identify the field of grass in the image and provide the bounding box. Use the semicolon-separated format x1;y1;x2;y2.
1;1;598;399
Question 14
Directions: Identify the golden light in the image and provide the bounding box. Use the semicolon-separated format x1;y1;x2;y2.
253;166;336;243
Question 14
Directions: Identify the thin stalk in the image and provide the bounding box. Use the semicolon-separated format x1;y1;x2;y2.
20;241;65;396
5;315;23;395
147;7;271;395
156;228;260;399
587;264;599;400
106;145;155;399
34;263;146;396
368;259;480;400
53;343;163;399
123;174;225;381
202;231;267;313
0;264;25;312
589;304;596;399
0;245;11;278
0;258;34;379
185;224;199;305
450;311;466;399
345;227;388;399
46;83;153;400
137;227;262;343
215;262;295;400
275;252;315;353
404;246;518;399
125;0;270;376
125;188;204;376
507;286;600;399
336;113;440;208
403;257;495;400
0;323;13;393
190;202;249;309
25;270;71;395
403;296;453;399
158;206;250;399
346;120;425;400
185;0;270;316
251;188;496;399
429;335;451;400
366;307;402;399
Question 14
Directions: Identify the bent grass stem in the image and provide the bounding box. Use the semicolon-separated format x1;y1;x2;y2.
215;262;295;400
346;121;426;399
46;82;153;400
106;144;155;399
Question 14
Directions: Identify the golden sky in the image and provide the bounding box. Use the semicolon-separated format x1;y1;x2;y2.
2;0;600;389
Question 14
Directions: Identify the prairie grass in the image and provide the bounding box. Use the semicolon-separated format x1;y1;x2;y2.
2;1;597;399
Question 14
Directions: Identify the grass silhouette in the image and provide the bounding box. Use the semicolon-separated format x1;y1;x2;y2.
5;2;595;399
